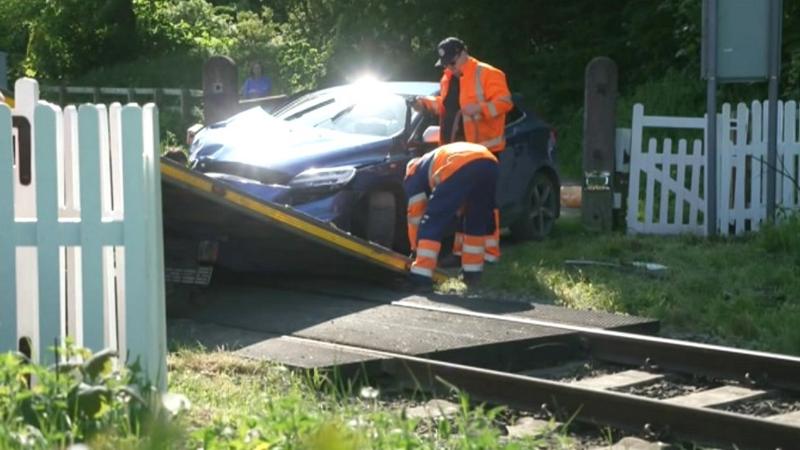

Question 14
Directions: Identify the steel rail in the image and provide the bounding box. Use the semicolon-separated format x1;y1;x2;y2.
390;298;800;392
266;283;800;392
274;333;800;450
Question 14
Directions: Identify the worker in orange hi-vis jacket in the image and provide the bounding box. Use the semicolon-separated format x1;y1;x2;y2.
404;142;499;291
413;37;511;265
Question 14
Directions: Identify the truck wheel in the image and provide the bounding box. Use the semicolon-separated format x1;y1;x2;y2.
510;171;558;241
365;191;396;248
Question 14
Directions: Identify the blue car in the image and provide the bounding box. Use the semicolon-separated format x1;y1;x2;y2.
188;81;560;252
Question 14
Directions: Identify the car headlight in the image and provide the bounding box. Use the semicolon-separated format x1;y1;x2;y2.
289;166;357;190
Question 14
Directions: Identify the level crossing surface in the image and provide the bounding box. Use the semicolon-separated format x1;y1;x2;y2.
168;279;658;372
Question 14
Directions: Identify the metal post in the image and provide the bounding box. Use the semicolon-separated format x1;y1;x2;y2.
705;0;718;236
766;0;782;222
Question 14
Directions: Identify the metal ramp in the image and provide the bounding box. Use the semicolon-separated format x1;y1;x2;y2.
160;159;429;283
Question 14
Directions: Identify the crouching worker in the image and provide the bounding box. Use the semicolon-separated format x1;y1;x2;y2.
405;142;498;290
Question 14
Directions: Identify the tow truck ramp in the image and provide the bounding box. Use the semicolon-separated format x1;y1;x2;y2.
160;159;431;284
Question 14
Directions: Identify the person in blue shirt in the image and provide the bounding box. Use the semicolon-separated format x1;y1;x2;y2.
240;62;272;99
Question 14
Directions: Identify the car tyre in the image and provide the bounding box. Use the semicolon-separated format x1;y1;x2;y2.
365;191;396;248
510;171;558;241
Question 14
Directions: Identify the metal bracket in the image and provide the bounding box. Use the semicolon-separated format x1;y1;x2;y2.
584;170;612;192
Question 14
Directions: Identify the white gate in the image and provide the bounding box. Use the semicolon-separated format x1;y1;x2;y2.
625;104;707;235
625;101;800;235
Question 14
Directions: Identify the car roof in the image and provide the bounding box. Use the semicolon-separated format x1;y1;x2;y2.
311;81;439;97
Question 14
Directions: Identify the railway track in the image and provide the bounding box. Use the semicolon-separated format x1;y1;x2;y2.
248;283;800;449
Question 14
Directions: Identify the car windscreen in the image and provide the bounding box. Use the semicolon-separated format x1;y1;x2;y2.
274;89;411;138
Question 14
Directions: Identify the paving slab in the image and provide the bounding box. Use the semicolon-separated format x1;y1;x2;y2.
265;277;659;333
168;319;383;370
178;284;581;369
169;280;658;371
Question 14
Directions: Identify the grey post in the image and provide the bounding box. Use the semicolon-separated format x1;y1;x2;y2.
766;0;782;222
704;0;782;233
705;0;718;236
582;57;618;232
203;56;239;125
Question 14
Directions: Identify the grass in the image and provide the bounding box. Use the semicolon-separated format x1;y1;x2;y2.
167;349;576;449
0;347;576;449
482;213;800;355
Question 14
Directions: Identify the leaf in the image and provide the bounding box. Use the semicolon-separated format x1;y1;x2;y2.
68;383;111;419
82;348;117;380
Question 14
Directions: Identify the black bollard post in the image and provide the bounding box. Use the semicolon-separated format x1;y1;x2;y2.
202;56;239;125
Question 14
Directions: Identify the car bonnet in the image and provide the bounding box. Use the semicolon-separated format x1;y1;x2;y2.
190;107;393;175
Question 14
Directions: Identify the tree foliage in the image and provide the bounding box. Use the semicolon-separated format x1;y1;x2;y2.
3;0;800;173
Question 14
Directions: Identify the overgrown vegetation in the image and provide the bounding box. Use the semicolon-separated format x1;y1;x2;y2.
168;349;574;449
483;214;800;355
0;347;577;448
0;345;183;449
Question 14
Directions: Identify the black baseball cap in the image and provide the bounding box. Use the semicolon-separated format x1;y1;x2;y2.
435;37;466;68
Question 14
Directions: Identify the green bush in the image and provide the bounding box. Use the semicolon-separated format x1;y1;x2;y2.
0;345;183;449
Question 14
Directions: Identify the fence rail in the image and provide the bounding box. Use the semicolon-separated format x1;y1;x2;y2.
41;85;203;121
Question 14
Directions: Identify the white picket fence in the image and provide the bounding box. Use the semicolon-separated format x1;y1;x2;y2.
625;101;800;235
0;78;167;388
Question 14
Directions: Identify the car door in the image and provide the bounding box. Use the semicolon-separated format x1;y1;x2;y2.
496;103;535;224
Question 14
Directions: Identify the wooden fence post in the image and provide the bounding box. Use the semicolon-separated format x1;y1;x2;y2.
582;57;618;232
121;104;167;389
0;105;15;350
33;103;62;364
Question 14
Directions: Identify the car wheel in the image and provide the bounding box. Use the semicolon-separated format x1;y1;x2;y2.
365;191;396;248
510;171;558;241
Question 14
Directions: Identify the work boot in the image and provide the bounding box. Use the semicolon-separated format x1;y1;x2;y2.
462;271;482;288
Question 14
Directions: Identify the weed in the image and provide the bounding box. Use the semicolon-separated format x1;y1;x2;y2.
0;343;184;449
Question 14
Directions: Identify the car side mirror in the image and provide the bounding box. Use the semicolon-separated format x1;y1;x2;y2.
422;126;440;144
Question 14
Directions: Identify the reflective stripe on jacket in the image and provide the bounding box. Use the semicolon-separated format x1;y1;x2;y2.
420;57;513;152
403;142;497;250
